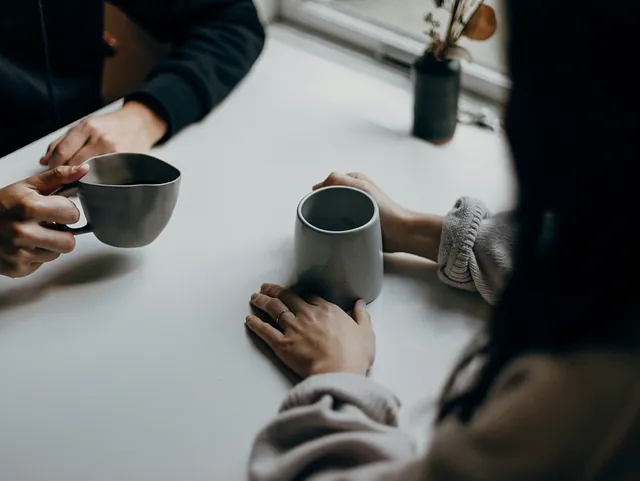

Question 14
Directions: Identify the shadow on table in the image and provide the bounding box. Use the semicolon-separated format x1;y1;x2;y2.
0;252;142;314
384;255;491;323
245;307;300;386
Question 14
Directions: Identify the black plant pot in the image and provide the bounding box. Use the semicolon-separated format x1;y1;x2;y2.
412;53;461;144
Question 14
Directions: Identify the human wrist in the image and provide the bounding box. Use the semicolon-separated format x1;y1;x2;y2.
122;100;168;146
398;211;444;262
308;359;369;378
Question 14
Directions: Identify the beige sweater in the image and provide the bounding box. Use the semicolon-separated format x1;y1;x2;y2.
249;198;640;481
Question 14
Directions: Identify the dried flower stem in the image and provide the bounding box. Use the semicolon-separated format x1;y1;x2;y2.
455;2;473;39
425;0;494;61
444;0;463;53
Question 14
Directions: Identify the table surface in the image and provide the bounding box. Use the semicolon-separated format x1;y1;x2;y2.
0;25;515;481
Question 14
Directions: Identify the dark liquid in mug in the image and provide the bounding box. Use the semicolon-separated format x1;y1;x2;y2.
301;188;376;232
305;215;362;232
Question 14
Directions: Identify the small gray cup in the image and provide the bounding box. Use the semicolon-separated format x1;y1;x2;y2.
54;153;181;248
294;186;383;310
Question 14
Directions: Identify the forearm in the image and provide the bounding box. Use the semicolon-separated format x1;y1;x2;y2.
118;0;266;138
250;374;419;481
119;101;167;146
393;198;515;305
397;211;444;263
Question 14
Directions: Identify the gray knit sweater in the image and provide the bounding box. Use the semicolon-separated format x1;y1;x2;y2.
248;198;640;481
437;197;514;305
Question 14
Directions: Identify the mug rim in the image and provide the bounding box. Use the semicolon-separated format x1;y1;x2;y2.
297;185;379;235
79;153;181;188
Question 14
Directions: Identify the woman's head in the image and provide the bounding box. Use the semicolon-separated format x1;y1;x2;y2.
439;0;639;421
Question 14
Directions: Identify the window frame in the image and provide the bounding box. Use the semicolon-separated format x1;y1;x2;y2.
280;0;511;105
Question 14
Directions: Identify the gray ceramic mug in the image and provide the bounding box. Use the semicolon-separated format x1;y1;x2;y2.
294;186;383;310
53;153;181;248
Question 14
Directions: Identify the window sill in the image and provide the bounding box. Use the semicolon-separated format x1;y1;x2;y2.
280;0;511;105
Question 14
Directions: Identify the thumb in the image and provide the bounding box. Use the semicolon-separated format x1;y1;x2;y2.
313;172;358;191
24;164;90;195
352;299;371;327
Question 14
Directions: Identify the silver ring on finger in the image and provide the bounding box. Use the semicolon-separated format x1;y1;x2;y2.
276;309;292;325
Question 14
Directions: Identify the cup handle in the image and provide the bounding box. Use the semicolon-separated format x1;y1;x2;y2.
48;182;94;235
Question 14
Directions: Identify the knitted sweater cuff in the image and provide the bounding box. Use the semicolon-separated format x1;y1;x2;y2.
281;373;402;427
437;197;491;291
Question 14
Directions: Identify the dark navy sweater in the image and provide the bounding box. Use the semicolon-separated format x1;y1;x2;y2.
0;0;265;158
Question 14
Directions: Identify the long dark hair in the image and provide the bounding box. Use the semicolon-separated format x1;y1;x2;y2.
437;1;638;422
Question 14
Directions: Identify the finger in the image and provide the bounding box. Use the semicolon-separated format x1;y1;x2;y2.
347;172;372;182
40;137;63;166
245;315;284;349
0;245;48;276
17;195;81;224
291;284;324;306
313;172;366;191
250;292;291;323
260;283;309;313
30;262;44;274
48;126;90;168
0;260;42;279
28;248;61;264
0;247;60;265
23;164;90;195
312;171;344;190
303;293;324;306
66;143;105;167
312;171;345;190
352;299;372;327
12;222;76;254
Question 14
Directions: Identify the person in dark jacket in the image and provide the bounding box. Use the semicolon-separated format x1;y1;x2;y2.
0;0;265;165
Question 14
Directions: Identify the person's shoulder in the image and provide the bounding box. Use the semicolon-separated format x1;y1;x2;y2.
425;348;640;481
478;348;640;440
490;348;640;405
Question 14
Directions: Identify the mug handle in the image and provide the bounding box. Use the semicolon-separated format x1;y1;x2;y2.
47;182;94;235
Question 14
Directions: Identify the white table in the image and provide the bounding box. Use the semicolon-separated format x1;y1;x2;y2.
0;26;514;481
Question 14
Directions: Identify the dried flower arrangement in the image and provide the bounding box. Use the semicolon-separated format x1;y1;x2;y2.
424;0;498;62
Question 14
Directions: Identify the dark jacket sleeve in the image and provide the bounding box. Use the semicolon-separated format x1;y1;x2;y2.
111;0;266;139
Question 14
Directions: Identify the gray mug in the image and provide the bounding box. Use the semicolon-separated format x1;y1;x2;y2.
53;153;181;248
294;186;383;310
